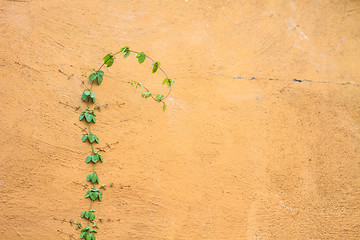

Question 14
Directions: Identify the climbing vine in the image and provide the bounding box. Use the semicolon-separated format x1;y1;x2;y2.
76;46;173;239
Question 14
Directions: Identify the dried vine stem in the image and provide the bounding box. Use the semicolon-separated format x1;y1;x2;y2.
76;46;173;240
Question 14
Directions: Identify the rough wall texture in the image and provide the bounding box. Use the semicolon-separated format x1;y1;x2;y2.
0;0;359;239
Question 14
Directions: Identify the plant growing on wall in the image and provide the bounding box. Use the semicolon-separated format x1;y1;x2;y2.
77;47;173;239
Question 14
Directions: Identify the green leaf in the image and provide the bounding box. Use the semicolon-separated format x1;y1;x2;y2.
85;211;90;219
82;93;87;101
85;233;91;240
92;116;96;123
155;94;163;102
88;134;95;143
168;78;174;88
89;73;97;81
80;232;86;239
90;93;95;99
85;191;90;198
99;155;103;162
90;192;98;201
86;174;91;182
94;135;99;143
86;156;92;163
107;58;114;67
92;155;99;163
89;233;95;240
84;90;91;96
103;54;114;67
163;102;166;111
98;71;104;76
162;78;169;85
85;112;93;122
89;212;95;221
103;54;111;63
141;91;150;98
136;52;146;63
120;46;129;53
81;211;86;218
98;193;102;202
79;113;85;121
97;75;103;85
123;50;130;58
152;61;160;73
82;134;88;142
96;175;100;183
90;174;96;183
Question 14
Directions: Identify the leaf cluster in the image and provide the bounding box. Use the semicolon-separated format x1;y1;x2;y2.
79;109;96;123
81;210;96;221
86;152;103;164
80;226;97;240
86;173;100;184
135;52;146;63
82;133;99;143
103;54;114;67
82;89;95;102
162;78;174;88
85;187;103;201
120;46;130;58
89;70;104;85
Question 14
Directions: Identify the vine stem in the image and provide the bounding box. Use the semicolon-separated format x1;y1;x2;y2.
80;48;172;237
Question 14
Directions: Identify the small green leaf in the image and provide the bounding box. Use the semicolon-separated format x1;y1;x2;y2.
81;211;86;218
123;50;130;58
85;191;90;198
80;232;86;239
136;52;146;63
90;192;98;201
86;174;91;181
94;135;99;143
99;155;103;162
168;78;174;88
89;212;95;221
89;73;97;81
90;174;96;183
88;134;95;143
90;93;95;99
79;113;85;121
85;211;90;219
162;78;168;85
89;233;95;240
163;102;166;111
98;71;104;76
82;93;87;101
92;155;99;163
85;233;91;240
106;58;114;67
97;75;103;85
86;156;92;163
120;46;129;53
82;135;88;142
92;116;96;123
85;112;92;122
155;94;163;102
103;54;111;63
152;61;160;73
98;193;102;202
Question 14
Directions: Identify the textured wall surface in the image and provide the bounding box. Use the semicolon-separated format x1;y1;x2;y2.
0;0;359;239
